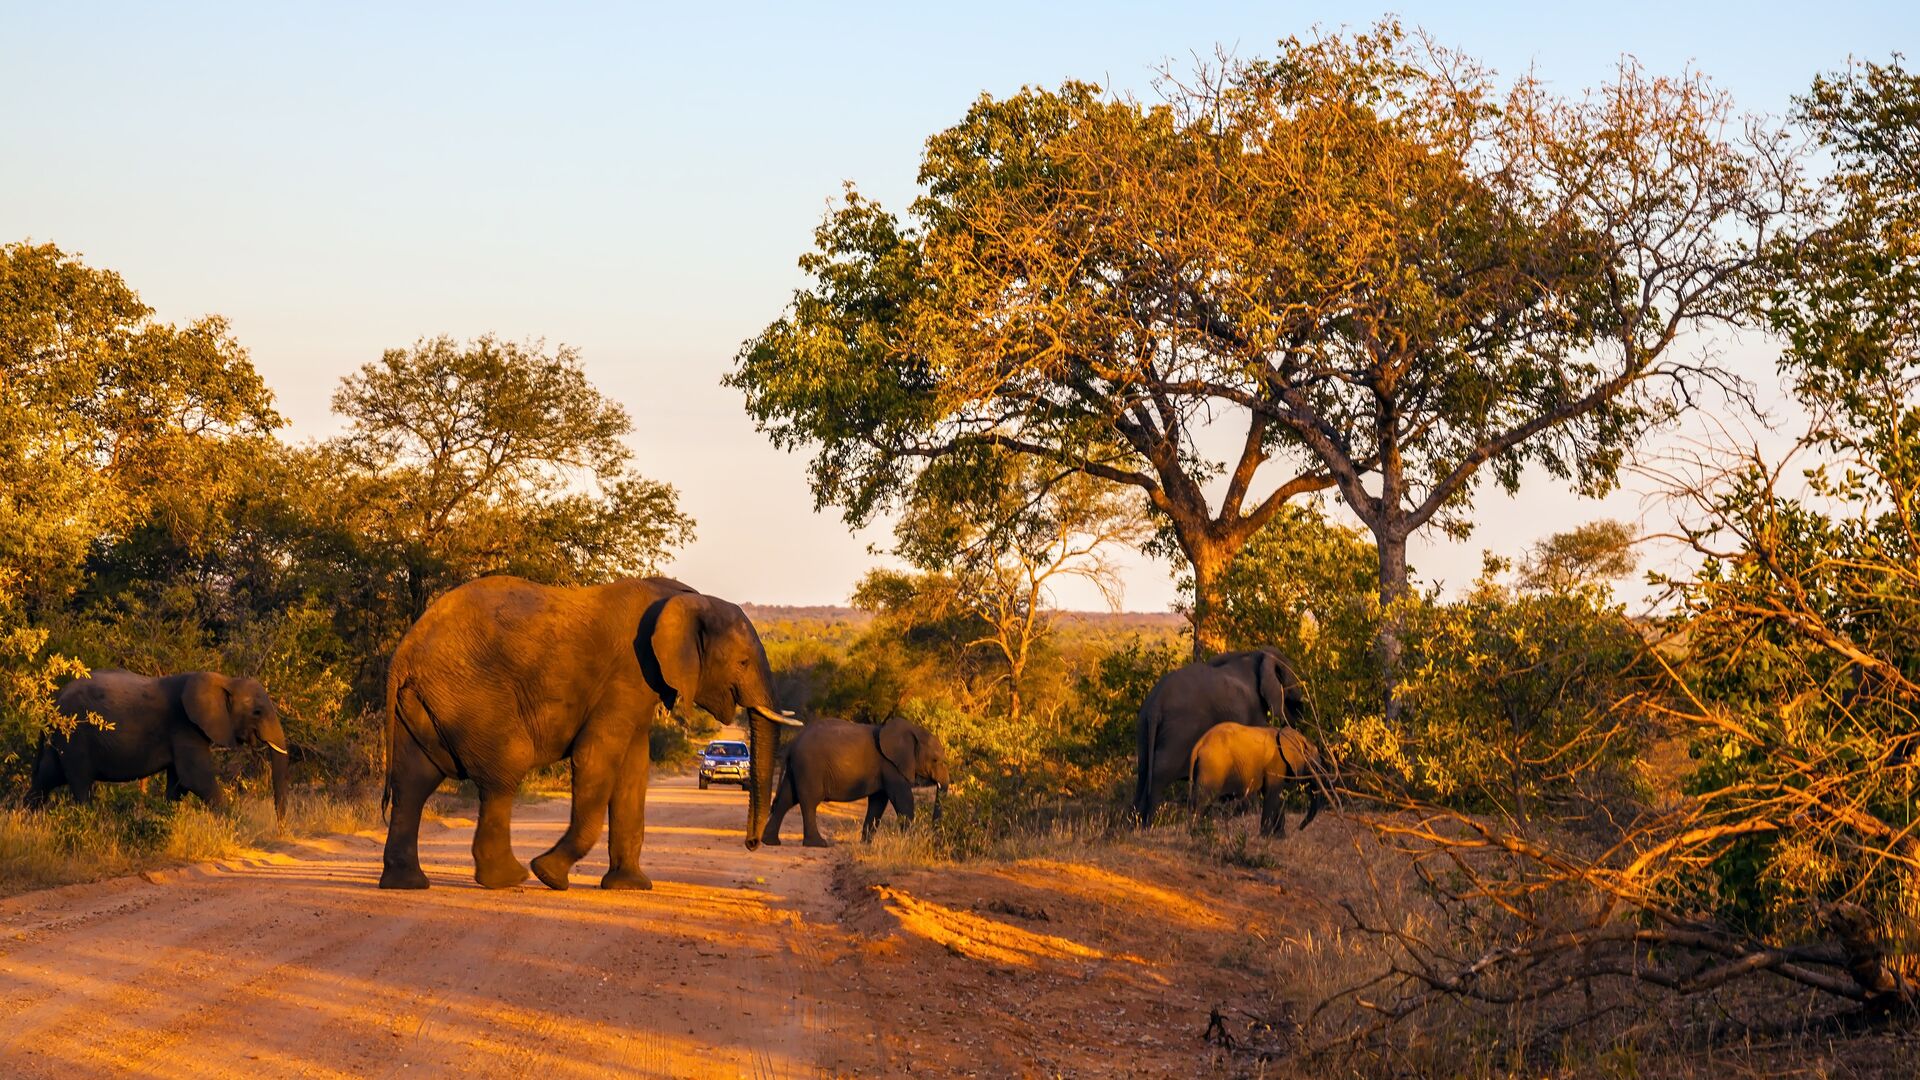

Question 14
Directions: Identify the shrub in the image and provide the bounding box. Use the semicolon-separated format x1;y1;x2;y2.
1386;563;1653;813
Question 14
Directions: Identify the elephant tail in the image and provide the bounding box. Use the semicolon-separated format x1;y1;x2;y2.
1185;739;1200;809
381;674;400;823
1135;693;1159;824
384;673;463;817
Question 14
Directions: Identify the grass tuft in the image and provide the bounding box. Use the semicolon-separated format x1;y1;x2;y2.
0;787;389;897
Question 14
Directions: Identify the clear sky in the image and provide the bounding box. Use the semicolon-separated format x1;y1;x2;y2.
4;2;1914;611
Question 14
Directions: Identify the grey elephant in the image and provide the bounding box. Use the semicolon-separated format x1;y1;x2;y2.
761;715;951;847
1188;723;1328;836
27;670;290;820
380;575;800;892
1134;647;1305;825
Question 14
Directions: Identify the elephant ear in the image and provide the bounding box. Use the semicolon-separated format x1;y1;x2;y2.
877;716;919;779
180;673;238;749
1255;653;1287;718
1274;727;1320;776
637;592;707;711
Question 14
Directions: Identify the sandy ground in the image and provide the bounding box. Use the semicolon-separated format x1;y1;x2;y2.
0;777;888;1079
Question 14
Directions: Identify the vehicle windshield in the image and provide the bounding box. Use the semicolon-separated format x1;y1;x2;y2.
704;742;748;757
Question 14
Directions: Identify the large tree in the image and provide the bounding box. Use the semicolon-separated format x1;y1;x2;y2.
0;241;280;777
1187;28;1798;706
731;86;1344;657
314;335;694;694
731;23;1798;695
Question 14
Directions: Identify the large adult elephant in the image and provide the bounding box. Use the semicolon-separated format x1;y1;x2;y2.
1133;647;1305;825
379;575;800;892
761;715;951;847
27;670;290;819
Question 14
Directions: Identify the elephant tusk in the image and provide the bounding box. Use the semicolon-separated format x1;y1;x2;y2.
752;706;804;728
265;740;288;755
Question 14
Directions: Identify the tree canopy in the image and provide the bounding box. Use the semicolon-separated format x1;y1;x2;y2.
0;248;697;777
731;21;1798;676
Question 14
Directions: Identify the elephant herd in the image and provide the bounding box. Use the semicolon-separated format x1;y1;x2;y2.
1134;647;1333;837
22;572;1329;894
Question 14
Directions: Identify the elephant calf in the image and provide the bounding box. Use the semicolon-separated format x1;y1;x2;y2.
1188;723;1327;838
27;670;291;820
762;716;950;847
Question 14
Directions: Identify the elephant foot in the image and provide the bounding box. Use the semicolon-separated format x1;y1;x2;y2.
802;836;833;849
475;858;530;890
600;867;653;891
760;833;782;847
530;852;573;891
379;865;431;890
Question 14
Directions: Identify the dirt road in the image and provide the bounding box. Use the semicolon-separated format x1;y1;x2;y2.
0;778;887;1079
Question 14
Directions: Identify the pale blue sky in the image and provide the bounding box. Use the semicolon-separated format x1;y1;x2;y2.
4;3;1914;609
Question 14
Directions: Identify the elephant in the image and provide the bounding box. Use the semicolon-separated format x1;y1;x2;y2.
379;575;801;892
761;715;950;847
26;670;290;820
1188;723;1328;837
1134;647;1305;825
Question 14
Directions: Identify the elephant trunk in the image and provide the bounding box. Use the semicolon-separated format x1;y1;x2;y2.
744;706;780;850
1299;755;1338;832
1299;784;1324;831
267;742;290;823
258;713;291;823
932;784;945;823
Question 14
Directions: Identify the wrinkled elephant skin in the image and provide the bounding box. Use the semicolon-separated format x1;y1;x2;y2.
762;716;951;847
29;670;291;821
379;575;798;893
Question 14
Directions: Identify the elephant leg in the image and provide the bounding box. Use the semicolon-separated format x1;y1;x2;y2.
799;797;831;848
472;782;529;890
599;737;653;891
530;742;618;891
881;772;916;826
1261;780;1288;838
1136;747;1158;827
25;741;63;809
761;770;797;846
860;792;888;842
379;734;444;890
173;750;227;812
1134;709;1158;827
62;751;96;806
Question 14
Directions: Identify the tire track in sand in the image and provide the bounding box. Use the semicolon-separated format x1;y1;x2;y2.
0;779;876;1079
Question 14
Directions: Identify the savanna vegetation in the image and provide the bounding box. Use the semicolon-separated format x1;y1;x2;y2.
0;240;696;888
731;22;1920;1076
5;14;1918;1076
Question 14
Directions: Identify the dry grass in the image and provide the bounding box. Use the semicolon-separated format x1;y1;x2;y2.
0;788;394;898
857;807;1125;874
849;798;1920;1078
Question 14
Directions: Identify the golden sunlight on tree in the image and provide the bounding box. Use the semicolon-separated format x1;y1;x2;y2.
732;20;1800;700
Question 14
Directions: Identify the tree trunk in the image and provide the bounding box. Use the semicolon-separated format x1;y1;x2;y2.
1377;528;1410;723
1190;548;1229;660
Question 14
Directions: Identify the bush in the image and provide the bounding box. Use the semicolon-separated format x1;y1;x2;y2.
1069;636;1186;766
1385;565;1653;813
